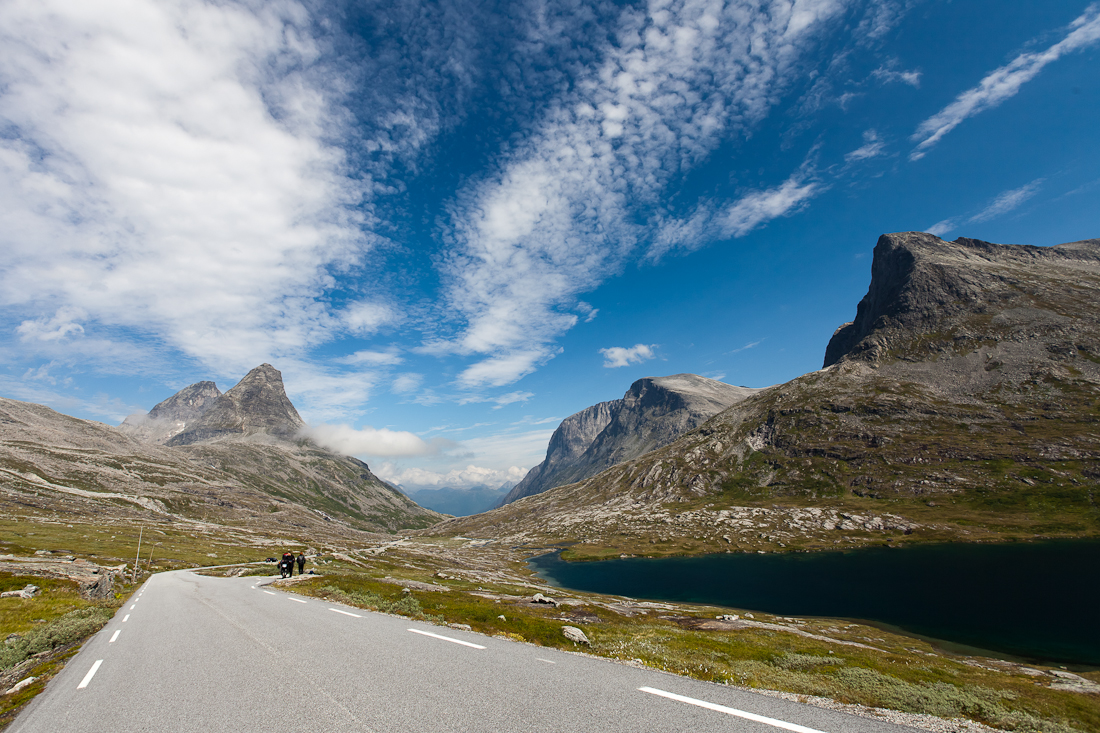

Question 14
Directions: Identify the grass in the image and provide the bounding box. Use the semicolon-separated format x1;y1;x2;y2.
0;572;124;730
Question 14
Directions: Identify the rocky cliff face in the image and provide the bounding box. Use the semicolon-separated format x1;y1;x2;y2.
501;375;759;505
119;381;221;444
166;364;304;446
440;233;1100;556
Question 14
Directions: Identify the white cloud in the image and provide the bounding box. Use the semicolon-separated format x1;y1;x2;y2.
925;178;1045;237
0;0;440;381
925;219;957;238
870;66;921;87
341;302;396;336
300;423;441;457
720;176;822;239
377;463;529;491
391;373;423;394
458;391;535;409
969;179;1044;223
845;130;886;162
599;343;657;368
438;0;852;386
910;5;1100;160
16;307;87;342
336;349;403;367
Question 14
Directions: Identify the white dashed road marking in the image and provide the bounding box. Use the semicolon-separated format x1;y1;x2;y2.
122;615;129;622
536;658;556;664
263;591;276;596
77;660;103;689
407;628;486;649
109;630;120;643
329;608;362;618
288;597;307;604
639;687;829;733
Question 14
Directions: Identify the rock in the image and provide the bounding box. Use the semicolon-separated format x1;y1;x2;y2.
497;615;506;621
80;572;116;600
531;593;558;606
119;380;221;444
716;614;739;621
448;623;472;631
166;364;305;446
5;677;37;695
0;584;40;599
562;626;590;645
500;375;759;505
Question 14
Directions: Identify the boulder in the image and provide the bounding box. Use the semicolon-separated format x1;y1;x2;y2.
562;626;590;645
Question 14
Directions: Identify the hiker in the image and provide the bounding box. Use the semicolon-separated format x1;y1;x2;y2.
296;552;305;575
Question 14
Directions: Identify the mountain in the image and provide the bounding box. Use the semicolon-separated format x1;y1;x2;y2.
404;486;510;517
501;375;759;505
437;233;1100;556
164;364;304;445
119;380;221;444
5;365;440;536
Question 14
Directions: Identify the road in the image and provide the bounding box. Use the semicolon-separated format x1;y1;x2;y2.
11;570;921;733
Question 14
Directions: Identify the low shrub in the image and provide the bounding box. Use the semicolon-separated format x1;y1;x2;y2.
0;607;114;671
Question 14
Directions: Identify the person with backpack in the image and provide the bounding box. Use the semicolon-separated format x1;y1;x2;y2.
296;552;305;575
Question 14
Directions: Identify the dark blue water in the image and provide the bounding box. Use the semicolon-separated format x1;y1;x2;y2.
529;540;1100;666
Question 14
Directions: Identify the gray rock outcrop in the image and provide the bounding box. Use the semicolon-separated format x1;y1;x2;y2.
119;380;221;444
501;374;759;505
824;232;1100;367
166;364;305;446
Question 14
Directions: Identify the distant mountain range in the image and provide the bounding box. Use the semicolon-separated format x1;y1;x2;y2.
2;364;439;536
403;486;511;517
438;233;1100;556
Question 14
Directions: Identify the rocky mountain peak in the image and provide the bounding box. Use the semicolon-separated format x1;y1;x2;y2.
823;232;1100;367
165;364;305;446
500;373;759;505
119;380;221;444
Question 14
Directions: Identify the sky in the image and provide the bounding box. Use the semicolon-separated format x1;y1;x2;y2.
2;0;1098;492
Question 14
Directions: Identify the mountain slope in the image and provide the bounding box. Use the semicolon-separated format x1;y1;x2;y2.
2;366;440;536
502;375;759;505
437;233;1100;556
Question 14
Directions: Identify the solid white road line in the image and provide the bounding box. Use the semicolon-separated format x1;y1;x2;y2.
639;688;828;733
407;628;486;649
122;615;129;623
288;597;307;604
77;660;103;690
263;591;276;596
329;608;362;618
109;630;120;643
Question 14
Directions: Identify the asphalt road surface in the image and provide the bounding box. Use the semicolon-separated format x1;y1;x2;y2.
12;570;923;733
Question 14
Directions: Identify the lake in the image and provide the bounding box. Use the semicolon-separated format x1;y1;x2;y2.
529;540;1100;667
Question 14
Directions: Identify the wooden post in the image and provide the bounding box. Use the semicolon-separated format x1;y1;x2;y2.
133;526;143;584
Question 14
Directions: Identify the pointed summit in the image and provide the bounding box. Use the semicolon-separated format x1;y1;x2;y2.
119;380;221;444
166;364;305;446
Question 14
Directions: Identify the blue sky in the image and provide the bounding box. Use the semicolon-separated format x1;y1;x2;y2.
2;0;1098;491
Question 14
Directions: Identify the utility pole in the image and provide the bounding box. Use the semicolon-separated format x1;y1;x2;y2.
133;526;143;584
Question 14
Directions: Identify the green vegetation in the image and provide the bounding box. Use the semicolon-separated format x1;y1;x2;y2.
0;572;123;730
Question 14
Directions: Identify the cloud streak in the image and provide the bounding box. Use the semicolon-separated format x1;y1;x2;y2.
910;5;1100;160
439;0;853;387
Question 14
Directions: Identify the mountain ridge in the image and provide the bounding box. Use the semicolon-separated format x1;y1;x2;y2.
502;374;759;505
435;232;1100;556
